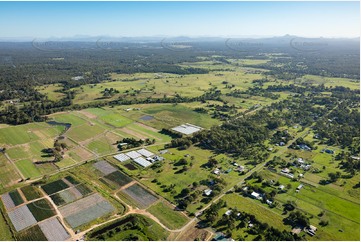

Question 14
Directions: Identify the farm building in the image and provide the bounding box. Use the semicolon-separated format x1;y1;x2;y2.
113;153;130;162
251;191;261;200
297;184;303;190
125;150;142;159
171;123;203;135
137;148;154;157
133;157;152;167
279;185;285;190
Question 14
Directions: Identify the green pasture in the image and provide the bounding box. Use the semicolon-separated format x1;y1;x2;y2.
15;159;41;178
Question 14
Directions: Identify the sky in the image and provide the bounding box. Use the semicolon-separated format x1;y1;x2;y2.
0;1;359;39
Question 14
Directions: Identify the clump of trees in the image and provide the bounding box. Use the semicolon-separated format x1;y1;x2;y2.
116;137;155;150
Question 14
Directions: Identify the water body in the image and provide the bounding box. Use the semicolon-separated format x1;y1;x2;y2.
139;115;154;121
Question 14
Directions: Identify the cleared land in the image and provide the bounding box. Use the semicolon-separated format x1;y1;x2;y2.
147;201;189;230
102;171;133;188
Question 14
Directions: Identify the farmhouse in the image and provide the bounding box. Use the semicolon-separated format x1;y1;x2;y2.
204;189;212;196
171;123;203;135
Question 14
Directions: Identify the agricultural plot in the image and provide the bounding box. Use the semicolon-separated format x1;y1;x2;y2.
41;179;69;195
50;187;83;206
0;124;39;146
0;154;21;189
66;123;105;142
51;113;86;127
102;171;133;189
38;217;70;241
75;184;93;196
16;225;47;241
27;199;56;222
8;190;24;206
93;160;118;175
86;136;117;155
8;205;37;231
20;186;42;201
15;159;41;178
59;193;115;229
1;193;16;210
120;184;158;209
147;201;189;230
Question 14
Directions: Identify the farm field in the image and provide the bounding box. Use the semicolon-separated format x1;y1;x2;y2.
16;224;47;241
20;186;42;201
15;159;41;179
27;199;56;222
86;214;170;241
59;193;115;229
0;210;13;240
118;184;158;209
0;154;21;190
41;179;70;195
147;201;189;230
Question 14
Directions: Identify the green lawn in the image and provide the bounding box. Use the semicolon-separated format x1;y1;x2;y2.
147;201;189;230
15;159;41;178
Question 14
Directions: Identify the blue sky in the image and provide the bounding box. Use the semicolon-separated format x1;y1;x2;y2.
0;1;359;38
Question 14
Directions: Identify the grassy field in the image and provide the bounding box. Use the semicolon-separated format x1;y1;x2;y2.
66;123;106;142
0;154;21;190
0;124;39;146
147;201;189;230
223;193;289;231
15;159;41;179
86;214;169;241
0;210;13;240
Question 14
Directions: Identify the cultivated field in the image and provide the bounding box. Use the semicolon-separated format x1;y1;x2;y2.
118;184;158;209
59;193;115;229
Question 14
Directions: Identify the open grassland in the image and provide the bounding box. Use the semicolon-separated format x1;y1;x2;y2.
147;201;189;230
15;160;41;179
0;154;21;190
224;193;289;231
36;84;66;101
86;214;170;241
299;75;359;90
0;210;13;240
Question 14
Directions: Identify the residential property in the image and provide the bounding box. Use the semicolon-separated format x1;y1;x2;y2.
204;189;212;196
